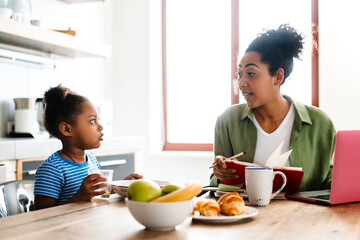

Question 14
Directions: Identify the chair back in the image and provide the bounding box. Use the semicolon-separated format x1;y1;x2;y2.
0;180;34;217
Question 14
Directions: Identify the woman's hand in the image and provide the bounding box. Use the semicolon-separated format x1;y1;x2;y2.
211;155;239;183
67;173;108;202
123;173;143;180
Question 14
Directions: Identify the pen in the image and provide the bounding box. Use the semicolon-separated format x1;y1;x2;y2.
209;150;247;168
228;150;247;160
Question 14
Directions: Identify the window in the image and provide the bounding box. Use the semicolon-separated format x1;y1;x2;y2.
163;0;318;151
237;0;314;106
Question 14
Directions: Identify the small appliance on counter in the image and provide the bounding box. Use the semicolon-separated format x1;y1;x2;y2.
9;98;48;138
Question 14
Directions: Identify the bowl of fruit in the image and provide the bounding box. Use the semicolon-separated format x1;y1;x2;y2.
126;179;202;231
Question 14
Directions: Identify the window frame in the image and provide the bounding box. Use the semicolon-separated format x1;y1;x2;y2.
162;0;319;151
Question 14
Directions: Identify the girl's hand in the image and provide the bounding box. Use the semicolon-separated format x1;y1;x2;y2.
69;173;108;202
211;155;239;183
123;172;143;180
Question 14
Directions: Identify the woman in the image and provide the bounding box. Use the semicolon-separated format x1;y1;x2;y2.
210;24;336;191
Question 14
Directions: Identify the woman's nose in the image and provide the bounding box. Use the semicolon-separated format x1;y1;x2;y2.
238;75;246;88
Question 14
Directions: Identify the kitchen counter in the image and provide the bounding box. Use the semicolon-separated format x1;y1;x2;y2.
0;194;359;239
0;136;145;181
0;136;145;159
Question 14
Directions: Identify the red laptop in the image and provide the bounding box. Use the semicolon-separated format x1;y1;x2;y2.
286;130;360;205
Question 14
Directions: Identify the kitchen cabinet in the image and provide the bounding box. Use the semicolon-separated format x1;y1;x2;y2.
16;157;45;180
87;152;135;180
0;18;111;58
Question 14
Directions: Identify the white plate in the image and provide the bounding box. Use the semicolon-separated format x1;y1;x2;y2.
191;206;259;223
111;180;140;188
111;179;170;188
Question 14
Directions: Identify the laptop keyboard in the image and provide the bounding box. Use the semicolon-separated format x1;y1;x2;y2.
309;194;330;200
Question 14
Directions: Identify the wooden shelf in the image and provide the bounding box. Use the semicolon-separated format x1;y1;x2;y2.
0;18;111;58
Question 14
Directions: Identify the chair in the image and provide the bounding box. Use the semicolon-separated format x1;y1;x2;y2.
0;180;34;217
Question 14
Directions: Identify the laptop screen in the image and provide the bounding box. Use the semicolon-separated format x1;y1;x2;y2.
329;130;360;204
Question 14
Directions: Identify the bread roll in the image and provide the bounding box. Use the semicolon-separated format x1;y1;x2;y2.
193;199;220;217
217;192;245;216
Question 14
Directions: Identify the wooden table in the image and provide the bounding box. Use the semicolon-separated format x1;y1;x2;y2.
0;194;359;240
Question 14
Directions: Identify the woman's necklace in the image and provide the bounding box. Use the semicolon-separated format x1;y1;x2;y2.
61;150;76;162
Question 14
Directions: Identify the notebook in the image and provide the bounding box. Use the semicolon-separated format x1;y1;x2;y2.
286;130;360;205
224;141;304;193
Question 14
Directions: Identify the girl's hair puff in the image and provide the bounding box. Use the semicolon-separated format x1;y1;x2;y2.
246;24;304;84
43;85;86;139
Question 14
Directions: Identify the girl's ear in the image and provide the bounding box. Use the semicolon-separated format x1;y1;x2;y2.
59;122;72;137
274;68;285;86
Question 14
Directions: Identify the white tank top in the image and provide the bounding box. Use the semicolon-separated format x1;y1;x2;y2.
253;103;295;166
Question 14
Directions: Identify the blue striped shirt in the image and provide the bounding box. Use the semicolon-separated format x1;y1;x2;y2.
34;151;100;205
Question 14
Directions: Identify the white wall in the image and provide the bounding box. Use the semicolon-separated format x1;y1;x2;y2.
112;0;150;137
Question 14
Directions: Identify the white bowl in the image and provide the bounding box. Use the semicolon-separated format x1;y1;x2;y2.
126;199;193;231
0;7;12;19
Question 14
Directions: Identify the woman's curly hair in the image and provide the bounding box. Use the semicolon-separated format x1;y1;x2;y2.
246;24;304;84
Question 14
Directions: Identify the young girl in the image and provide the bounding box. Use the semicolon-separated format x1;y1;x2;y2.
34;85;142;210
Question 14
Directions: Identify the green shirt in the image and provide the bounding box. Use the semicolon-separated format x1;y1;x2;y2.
210;96;336;191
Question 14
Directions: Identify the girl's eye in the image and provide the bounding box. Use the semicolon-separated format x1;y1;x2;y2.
91;119;96;123
248;72;256;77
237;72;243;78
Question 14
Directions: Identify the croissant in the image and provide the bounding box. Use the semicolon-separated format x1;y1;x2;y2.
217;192;245;216
193;199;220;217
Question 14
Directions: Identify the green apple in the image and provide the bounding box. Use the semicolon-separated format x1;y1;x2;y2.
161;184;181;196
127;179;162;202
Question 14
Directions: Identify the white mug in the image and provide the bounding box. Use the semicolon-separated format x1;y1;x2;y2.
245;166;287;206
12;12;22;22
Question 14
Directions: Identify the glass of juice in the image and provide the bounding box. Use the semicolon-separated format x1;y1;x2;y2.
88;169;114;198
